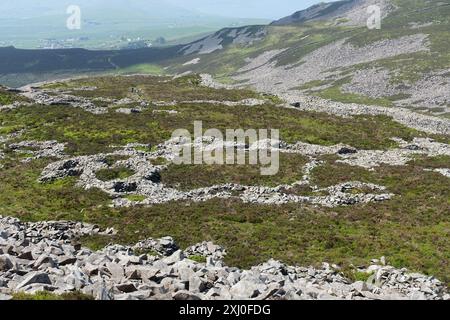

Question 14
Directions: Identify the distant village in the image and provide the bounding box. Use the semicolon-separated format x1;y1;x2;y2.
36;35;166;50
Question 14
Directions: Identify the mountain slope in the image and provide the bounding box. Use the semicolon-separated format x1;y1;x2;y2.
168;0;450;117
0;0;449;116
271;0;395;26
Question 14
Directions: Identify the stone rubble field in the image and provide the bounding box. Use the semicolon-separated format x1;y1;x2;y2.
342;67;450;115
200;72;450;136
232;34;430;94
31;137;395;208
10;84;269;116
1;72;449;300
1;216;448;301
8;129;440;208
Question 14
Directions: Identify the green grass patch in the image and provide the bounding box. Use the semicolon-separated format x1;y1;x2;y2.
95;167;135;181
125;194;147;202
117;63;165;75
0;87;29;105
1;75;440;158
353;271;373;282
12;291;94;300
1;100;431;157
162;153;309;190
189;255;207;263
407;155;450;169
46;74;262;102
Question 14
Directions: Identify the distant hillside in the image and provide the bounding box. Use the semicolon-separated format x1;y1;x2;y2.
0;0;268;49
166;0;450;118
0;0;449;119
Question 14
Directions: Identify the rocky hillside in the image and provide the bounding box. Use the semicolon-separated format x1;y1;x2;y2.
167;0;450;117
271;0;394;26
0;73;449;300
0;0;449;301
1;216;447;300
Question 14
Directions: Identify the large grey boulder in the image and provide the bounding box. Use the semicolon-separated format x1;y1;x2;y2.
82;280;114;300
0;293;12;300
162;250;185;265
64;267;92;289
105;262;125;281
0;255;15;271
17;249;34;261
16;272;52;290
33;254;56;269
172;290;202;301
188;275;208;293
230;279;266;299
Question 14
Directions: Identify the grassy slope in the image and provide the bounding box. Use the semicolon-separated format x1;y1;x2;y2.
1;75;449;283
162;153;310;190
0;86;29;105
11;291;94;300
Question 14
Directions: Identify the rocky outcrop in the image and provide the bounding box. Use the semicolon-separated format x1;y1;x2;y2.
22;90;107;114
8;140;66;162
234;34;430;94
0;216;447;300
179;26;267;56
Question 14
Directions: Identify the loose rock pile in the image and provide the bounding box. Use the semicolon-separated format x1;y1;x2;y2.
37;139;394;208
0;101;27;111
285;94;450;136
233;34;430;95
1;216;447;300
9;140;66;162
336;137;450;169
342;67;450;115
25;91;108;114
